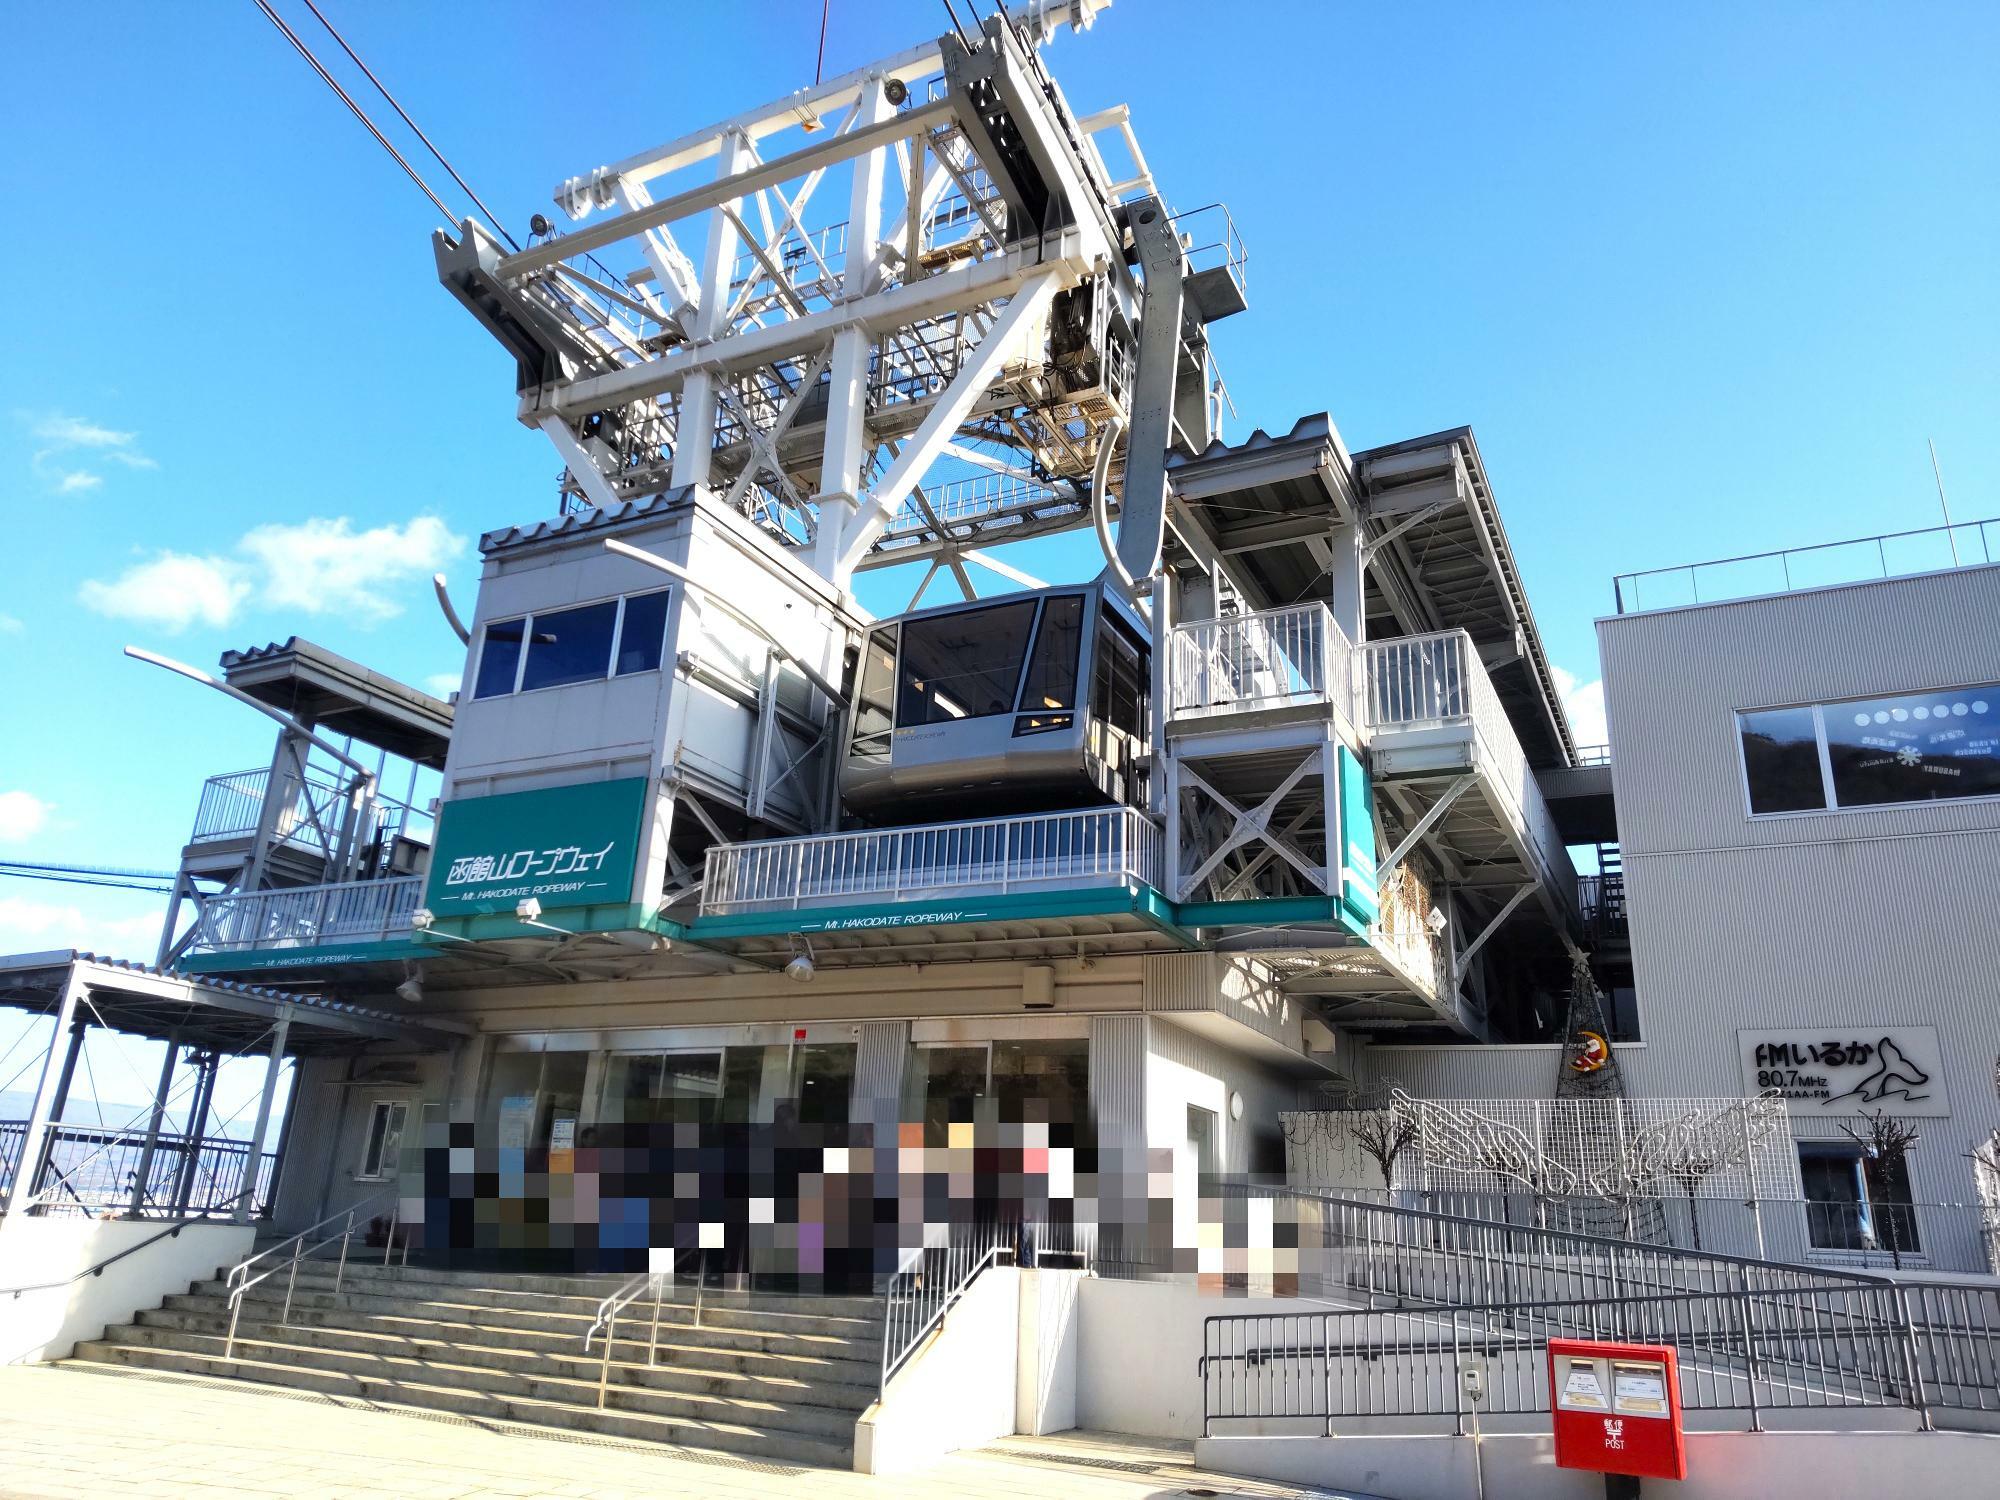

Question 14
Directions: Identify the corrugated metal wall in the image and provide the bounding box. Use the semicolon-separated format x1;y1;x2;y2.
1598;566;2000;856
1089;1014;1148;1151
1592;565;2000;1253
853;1020;909;1128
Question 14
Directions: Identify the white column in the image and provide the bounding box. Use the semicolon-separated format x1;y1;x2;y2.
672;130;754;490
128;1033;180;1215
235;1011;292;1224
814;76;893;577
4;972;84;1216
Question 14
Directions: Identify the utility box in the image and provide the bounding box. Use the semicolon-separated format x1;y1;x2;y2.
1548;1339;1685;1483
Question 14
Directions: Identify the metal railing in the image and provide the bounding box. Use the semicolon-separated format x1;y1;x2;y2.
188;873;424;954
702;804;1163;915
4;1189;256;1299
582;1266;684;1410
1614;516;2000;615
1167;603;1352;720
0;1120;277;1219
1573;742;1611;767
880;1218;1019;1391
1220;1184;1887;1317
1359;630;1578;913
222;1189;406;1360
187;768;432;856
1202;1279;2000;1435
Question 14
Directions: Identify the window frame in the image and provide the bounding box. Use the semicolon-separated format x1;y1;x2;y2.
356;1098;410;1181
472;587;672;701
1736;679;2000;820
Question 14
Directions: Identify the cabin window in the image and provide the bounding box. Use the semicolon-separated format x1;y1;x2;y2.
1019;595;1085;711
473;618;525;700
1739;683;2000;816
521;600;619;691
614;589;672;676
849;627;897;761
473;588;674;698
897;599;1038;726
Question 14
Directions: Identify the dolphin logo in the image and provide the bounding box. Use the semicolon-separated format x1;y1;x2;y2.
1831;1036;1932;1106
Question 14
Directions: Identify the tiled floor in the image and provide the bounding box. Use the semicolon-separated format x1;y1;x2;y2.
0;1365;1361;1499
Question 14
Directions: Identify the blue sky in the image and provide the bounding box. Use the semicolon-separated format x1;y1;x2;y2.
0;1;1995;1106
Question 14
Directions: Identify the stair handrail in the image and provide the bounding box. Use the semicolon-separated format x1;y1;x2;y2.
222;1187;402;1360
878;1218;1018;1392
583;1264;679;1411
2;1187;257;1300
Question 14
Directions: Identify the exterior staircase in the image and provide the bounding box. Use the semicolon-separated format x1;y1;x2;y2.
63;1258;881;1469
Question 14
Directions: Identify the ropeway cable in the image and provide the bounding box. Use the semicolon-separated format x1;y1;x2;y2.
296;0;521;250
248;0;459;225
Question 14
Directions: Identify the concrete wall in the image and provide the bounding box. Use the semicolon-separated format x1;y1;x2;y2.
1197;1429;2000;1500
1014;1267;1083;1436
854;1265;1022;1474
0;1217;253;1363
1073;1276;1352;1440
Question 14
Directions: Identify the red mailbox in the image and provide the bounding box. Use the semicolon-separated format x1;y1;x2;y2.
1548;1339;1686;1483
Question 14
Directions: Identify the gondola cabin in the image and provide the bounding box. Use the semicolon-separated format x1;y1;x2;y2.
841;581;1150;822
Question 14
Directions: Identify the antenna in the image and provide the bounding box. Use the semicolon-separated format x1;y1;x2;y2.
1929;439;1961;566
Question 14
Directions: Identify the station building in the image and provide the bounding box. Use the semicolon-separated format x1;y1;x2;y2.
3;2;1998;1478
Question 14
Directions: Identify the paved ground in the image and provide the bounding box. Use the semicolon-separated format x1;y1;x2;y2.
0;1365;1363;1499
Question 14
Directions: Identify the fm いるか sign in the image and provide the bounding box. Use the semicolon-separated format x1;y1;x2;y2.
1736;1026;1949;1118
424;777;648;917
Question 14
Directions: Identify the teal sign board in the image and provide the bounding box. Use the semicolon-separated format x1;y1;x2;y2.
1337;745;1380;927
424;777;648;916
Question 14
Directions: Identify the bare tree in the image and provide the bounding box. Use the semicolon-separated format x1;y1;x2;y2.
1842;1110;1923;1269
1351;1104;1421;1193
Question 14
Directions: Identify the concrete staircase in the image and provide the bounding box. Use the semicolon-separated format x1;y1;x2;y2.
64;1258;882;1469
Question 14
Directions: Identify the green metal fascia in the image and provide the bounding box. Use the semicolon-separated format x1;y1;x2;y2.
178;938;434;975
690;884;1192;942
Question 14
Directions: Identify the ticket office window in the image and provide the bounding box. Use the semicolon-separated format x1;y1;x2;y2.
904;1038;1090;1134
482;1051;589;1151
596;1042;855;1128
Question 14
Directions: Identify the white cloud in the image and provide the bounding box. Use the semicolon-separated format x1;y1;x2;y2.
0;791;52;843
77;552;251;633
1551;664;1609;750
242;515;464;622
76;514;465;634
424;671;463;697
21;409;156;494
0;895;163;959
0;612;22;634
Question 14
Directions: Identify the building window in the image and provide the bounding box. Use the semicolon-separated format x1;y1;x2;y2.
1739;683;2000;816
1799;1142;1920;1257
358;1099;409;1180
472;589;672;699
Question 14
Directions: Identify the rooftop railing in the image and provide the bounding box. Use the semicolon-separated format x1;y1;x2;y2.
1358;629;1579;910
1614;516;2000;615
188;874;423;955
701;804;1163;916
188;768;433;857
1167;603;1352;722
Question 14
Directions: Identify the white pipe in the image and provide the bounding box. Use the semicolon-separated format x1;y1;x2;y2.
1091;416;1136;596
432;574;471;645
124;648;374;781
